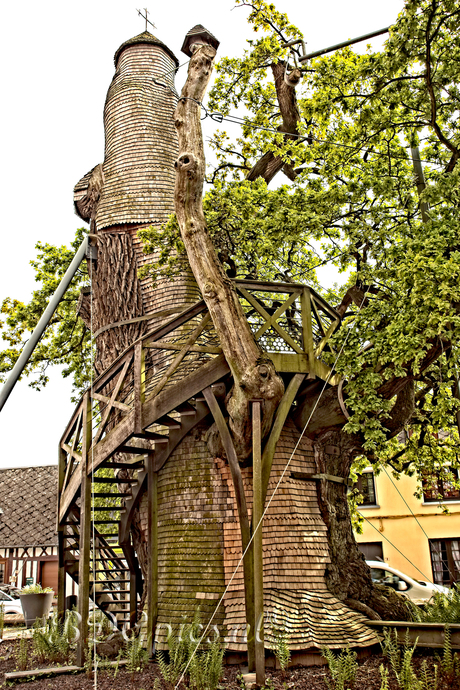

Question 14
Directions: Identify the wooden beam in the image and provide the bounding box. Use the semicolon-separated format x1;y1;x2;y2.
202;387;255;671
147;454;158;656
144;340;222;355
92;358;132;446
76;394;92;667
134;341;145;433
57;446;66;621
62;412;83;493
148;313;211;400
300;288;314;368
252;401;265;686
314;318;340;358
238;287;303;355
261;373;306;505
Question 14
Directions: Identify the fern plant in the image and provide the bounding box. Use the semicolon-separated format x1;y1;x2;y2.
31;610;78;664
272;623;291;671
125;631;148;677
321;646;358;690
381;628;438;690
411;586;460;624
157;609;224;690
437;625;460;685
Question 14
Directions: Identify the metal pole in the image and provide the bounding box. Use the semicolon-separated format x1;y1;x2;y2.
297;27;390;62
0;235;92;413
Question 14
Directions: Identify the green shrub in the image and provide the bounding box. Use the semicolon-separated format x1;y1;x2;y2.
19;583;53;594
321;646;358;690
15;633;29;671
411;586;460;624
32;610;78;664
157;609;224;690
125;631;148;676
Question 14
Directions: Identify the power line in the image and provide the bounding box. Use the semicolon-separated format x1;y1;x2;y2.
358;511;435;584
381;465;456;582
216;112;446;168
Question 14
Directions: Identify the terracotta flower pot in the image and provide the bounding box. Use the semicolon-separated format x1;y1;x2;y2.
19;592;53;628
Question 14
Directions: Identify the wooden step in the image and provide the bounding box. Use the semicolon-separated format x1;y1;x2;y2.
91;478;137;484
92;520;119;525
91;492;131;498
97;589;131;594
117;445;151;454
92;506;126;512
100;461;144;470
154;415;181;428
175;402;196;415
132;431;168;443
105;608;130;613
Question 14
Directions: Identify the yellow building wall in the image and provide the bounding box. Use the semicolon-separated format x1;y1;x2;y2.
354;470;460;583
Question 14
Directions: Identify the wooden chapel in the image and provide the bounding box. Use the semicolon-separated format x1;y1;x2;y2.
57;25;378;667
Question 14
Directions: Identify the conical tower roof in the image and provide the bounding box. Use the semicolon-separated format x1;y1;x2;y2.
114;30;179;67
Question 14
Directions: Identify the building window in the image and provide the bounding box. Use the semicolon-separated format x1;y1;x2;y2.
422;468;460;502
358;542;383;561
0;561;5;584
356;472;377;506
429;539;460;586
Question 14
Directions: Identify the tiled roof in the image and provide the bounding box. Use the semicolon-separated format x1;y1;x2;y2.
114;31;178;67
0;466;58;547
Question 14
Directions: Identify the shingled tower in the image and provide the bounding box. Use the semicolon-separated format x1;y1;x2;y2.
74;31;200;373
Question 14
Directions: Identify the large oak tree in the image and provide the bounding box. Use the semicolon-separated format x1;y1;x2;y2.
1;0;460;620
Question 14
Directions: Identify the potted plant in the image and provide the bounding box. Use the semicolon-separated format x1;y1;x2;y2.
19;583;54;628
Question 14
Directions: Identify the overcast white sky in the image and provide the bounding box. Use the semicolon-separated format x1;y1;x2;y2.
0;0;404;468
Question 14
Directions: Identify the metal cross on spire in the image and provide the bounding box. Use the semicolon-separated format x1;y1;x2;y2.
137;7;156;32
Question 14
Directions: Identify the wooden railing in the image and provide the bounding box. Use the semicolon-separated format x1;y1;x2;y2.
58;279;340;520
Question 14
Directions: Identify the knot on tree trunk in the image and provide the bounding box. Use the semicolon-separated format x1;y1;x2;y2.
285;68;301;86
175;152;197;172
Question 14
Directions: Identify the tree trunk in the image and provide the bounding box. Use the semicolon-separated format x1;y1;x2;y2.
294;389;412;621
174;42;284;460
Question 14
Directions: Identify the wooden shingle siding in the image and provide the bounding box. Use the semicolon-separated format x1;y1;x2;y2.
96;43;178;231
143;419;376;650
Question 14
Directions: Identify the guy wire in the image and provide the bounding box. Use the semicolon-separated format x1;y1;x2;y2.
174;288;371;690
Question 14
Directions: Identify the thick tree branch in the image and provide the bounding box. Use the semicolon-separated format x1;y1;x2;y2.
246;62;302;184
174;42;284;460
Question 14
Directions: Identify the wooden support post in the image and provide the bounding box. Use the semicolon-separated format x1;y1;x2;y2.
202;387;255;671
76;393;92;667
57;446;66;621
134;341;145;433
147;453;158;657
300;288;315;373
261;374;306;505
130;569;137;627
252;401;265;686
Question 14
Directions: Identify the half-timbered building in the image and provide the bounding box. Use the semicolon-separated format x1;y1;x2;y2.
0;465;58;592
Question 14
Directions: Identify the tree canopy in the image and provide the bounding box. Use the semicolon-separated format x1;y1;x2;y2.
1;0;459;496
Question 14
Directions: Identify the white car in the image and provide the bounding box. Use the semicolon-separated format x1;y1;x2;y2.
366;560;450;604
0;589;23;615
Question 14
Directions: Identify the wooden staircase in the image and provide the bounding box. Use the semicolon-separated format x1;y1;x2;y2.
57;280;341;660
